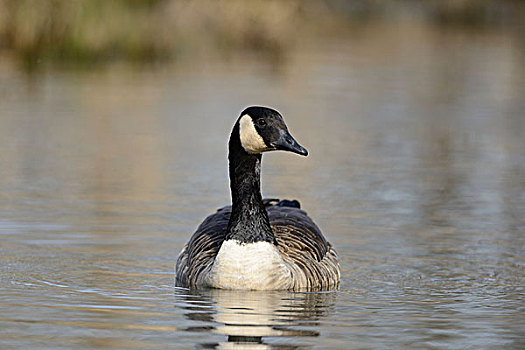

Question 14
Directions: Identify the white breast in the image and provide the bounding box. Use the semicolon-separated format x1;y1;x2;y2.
207;240;292;290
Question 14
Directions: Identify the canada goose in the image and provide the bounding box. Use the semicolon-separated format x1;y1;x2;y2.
175;106;340;291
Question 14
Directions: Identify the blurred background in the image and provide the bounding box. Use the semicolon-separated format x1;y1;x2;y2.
0;0;524;69
0;1;524;349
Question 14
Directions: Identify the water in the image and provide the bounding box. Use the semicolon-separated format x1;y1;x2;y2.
1;22;524;349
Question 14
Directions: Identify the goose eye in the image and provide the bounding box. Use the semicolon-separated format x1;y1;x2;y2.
256;119;267;127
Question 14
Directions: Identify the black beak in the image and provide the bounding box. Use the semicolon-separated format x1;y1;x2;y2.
271;130;308;156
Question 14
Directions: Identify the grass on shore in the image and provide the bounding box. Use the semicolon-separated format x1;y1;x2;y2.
0;0;521;70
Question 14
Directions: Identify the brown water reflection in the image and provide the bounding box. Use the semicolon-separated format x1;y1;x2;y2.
0;21;524;349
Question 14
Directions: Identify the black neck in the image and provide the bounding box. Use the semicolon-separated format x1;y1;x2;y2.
225;123;275;244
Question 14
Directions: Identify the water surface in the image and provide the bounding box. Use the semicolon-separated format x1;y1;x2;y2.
0;22;524;349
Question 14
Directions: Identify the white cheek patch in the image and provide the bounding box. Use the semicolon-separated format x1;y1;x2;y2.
239;114;268;154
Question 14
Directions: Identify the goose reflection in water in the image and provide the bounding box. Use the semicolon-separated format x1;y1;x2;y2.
174;287;336;348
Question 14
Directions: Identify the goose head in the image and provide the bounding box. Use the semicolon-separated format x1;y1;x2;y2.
236;106;308;156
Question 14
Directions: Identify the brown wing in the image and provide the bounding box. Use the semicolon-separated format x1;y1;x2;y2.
267;206;328;262
175;207;230;287
267;205;339;290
